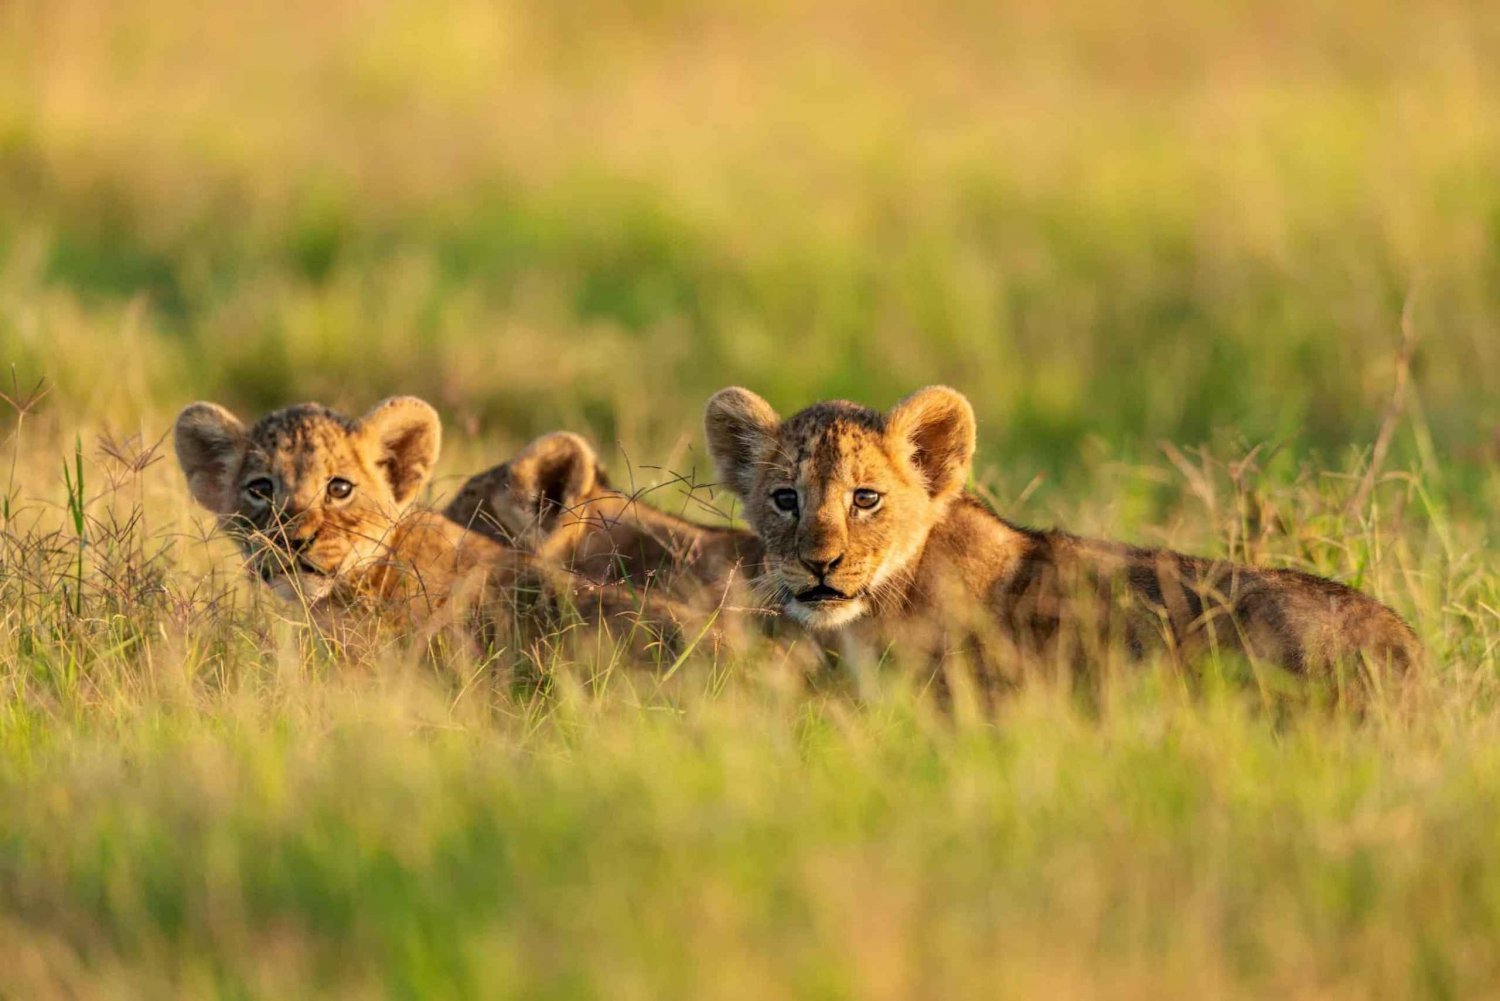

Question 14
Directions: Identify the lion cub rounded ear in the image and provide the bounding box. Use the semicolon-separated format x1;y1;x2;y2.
703;387;781;499
508;431;601;532
174;402;249;514
358;396;442;507
885;386;976;499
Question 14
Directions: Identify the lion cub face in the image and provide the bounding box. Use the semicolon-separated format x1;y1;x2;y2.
704;386;975;631
174;397;441;602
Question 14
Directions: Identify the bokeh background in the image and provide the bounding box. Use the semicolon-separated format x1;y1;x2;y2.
5;0;1498;482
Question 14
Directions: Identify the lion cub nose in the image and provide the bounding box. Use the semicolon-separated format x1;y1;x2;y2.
800;555;844;581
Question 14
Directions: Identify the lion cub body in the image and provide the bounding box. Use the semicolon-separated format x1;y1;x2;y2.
444;432;765;610
173;399;707;655
704;387;1421;686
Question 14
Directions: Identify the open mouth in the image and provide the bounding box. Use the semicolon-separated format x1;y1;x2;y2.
795;584;853;603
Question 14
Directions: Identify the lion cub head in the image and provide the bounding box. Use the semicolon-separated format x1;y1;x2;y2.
174;397;442;602
443;431;603;549
704;386;975;631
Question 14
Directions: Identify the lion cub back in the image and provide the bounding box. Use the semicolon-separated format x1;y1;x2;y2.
1001;526;1423;680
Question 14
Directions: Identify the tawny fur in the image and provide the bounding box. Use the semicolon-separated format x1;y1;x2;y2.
173;399;715;658
443;431;766;611
703;386;1422;692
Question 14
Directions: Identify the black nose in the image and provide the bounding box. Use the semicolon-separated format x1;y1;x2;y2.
287;533;316;554
800;555;843;581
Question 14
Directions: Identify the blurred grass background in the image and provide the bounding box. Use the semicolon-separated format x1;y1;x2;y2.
3;0;1500;996
4;0;1498;465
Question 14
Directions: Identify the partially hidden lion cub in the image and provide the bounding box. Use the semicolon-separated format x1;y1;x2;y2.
703;385;1422;693
173;397;711;657
443;431;765;611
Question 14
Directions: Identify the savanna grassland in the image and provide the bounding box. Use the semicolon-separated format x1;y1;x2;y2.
2;1;1500;996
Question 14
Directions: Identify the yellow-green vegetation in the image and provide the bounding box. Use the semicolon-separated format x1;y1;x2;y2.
2;0;1499;996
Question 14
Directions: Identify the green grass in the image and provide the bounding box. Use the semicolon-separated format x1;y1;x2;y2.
2;0;1500;995
9;681;1500;998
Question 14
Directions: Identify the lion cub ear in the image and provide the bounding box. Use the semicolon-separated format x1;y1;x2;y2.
174;402;250;514
358;396;442;507
885;386;976;499
508;431;600;532
703;387;781;499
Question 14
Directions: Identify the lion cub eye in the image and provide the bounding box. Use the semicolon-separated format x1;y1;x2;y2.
771;489;799;515
327;477;355;501
243;477;275;502
852;488;882;510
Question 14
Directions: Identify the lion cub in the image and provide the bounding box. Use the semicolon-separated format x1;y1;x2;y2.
443;431;764;608
704;385;1421;688
173;397;708;654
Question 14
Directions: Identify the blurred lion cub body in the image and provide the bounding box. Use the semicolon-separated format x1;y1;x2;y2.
444;431;764;608
173;398;705;650
704;386;1421;684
